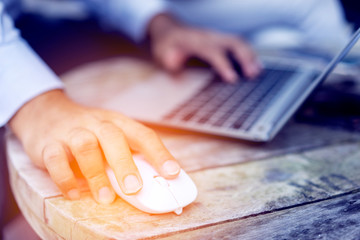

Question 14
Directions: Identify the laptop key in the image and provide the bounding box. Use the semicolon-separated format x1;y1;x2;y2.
163;67;297;132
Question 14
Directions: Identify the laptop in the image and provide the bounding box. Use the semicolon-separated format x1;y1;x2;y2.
106;28;360;142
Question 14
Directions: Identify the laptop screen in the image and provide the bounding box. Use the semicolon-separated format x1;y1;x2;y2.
318;27;360;84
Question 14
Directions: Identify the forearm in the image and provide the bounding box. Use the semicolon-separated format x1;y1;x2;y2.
0;5;63;127
148;13;181;38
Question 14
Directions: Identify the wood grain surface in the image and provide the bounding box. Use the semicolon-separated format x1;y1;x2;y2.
159;191;360;240
41;142;360;239
7;58;360;239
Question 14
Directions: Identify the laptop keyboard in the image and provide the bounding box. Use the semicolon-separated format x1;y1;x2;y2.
163;67;298;131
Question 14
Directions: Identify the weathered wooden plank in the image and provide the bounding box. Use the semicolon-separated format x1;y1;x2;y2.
6;134;62;223
44;142;360;239
159;122;360;172
159;191;360;240
8;160;64;240
8;58;360;239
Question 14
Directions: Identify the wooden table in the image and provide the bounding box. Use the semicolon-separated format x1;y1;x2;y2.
6;58;360;239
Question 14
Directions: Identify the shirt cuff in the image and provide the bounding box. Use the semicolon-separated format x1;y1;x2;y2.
102;0;167;42
0;39;63;126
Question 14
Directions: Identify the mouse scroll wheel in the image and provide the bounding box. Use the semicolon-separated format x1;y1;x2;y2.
154;176;169;187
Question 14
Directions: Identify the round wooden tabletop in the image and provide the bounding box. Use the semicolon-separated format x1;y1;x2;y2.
6;58;360;239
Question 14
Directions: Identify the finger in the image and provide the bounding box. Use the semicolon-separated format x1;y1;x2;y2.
198;48;238;83
42;142;80;200
68;128;115;204
161;47;187;72
229;38;262;79
113;119;181;179
94;122;142;195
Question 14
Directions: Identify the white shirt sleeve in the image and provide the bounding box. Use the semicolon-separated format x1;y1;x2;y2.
0;3;63;127
93;0;167;42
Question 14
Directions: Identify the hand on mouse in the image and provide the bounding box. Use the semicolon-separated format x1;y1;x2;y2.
9;90;181;204
148;13;262;83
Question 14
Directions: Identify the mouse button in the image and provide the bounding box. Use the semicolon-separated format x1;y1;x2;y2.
133;156;158;179
167;170;198;205
135;181;180;213
154;176;169;187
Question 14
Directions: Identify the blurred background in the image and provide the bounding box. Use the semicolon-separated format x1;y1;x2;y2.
6;0;360;75
2;0;360;239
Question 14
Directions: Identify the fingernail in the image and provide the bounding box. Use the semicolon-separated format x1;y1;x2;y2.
123;174;142;194
162;160;181;176
247;64;261;79
225;71;237;83
67;189;80;200
98;187;115;204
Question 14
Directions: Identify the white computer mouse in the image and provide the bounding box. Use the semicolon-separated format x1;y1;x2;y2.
106;155;198;215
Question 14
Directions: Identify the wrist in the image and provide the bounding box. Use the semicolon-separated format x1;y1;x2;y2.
148;13;182;41
9;89;69;141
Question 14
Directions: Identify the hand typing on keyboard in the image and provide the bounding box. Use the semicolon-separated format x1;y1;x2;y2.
148;14;263;83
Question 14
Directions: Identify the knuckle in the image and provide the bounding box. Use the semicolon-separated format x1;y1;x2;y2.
98;122;125;139
55;175;75;188
114;157;133;166
86;171;107;185
42;143;64;165
138;126;157;141
209;50;226;62
80;162;105;179
69;128;98;153
212;57;229;70
234;44;252;57
138;128;163;150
